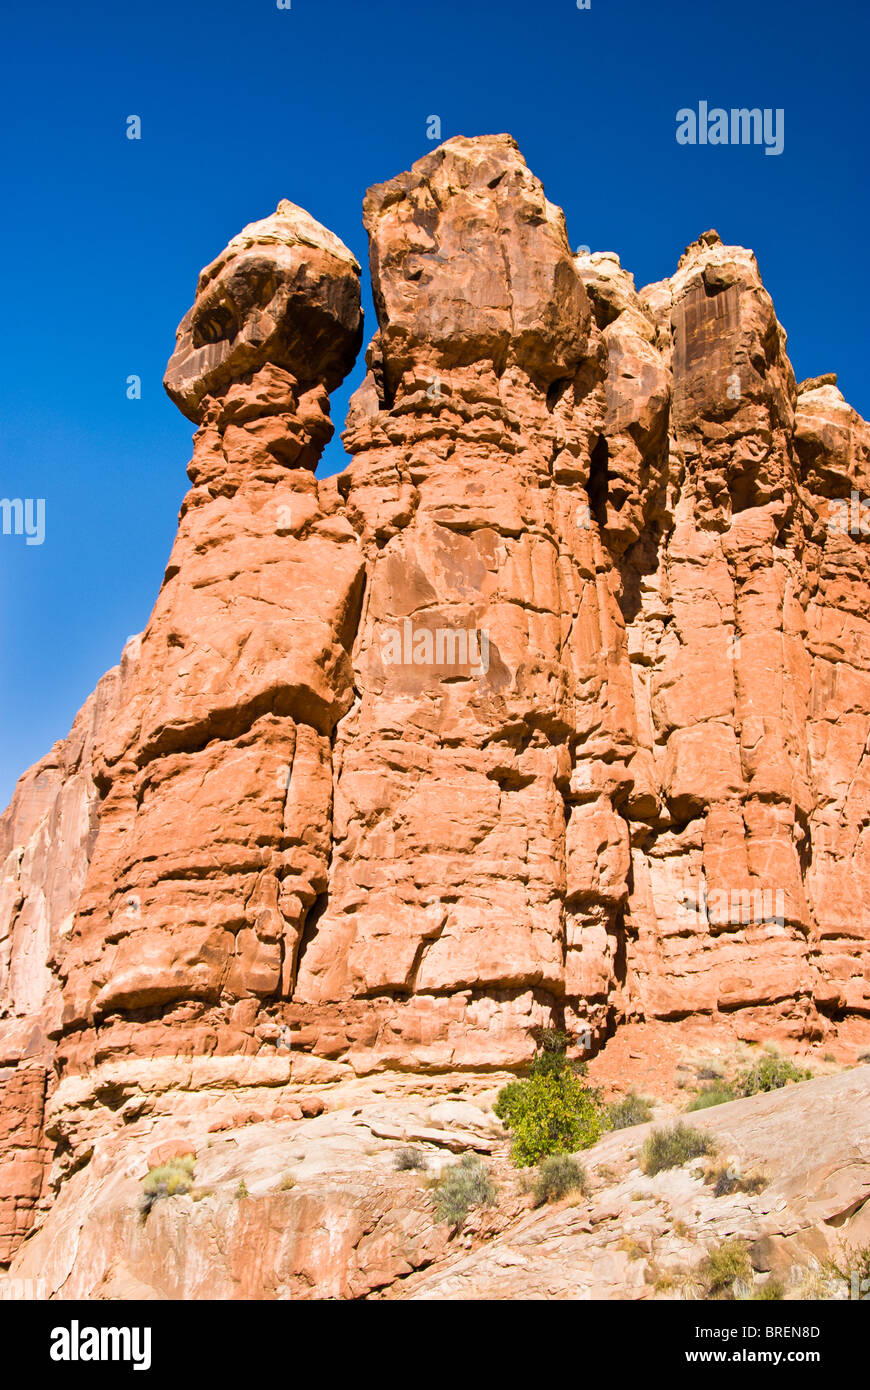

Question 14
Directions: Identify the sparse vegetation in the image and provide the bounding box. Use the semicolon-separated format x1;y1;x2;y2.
140;1153;195;1219
697;1238;752;1299
531;1154;588;1207
640;1123;716;1176
433;1153;498;1227
696;1062;725;1081
734;1049;811;1097
750;1277;785;1300
652;1267;679;1294
619;1235;646;1261
394;1145;427;1172
684;1046;811;1111
607;1091;653;1130
278;1173;297;1191
705;1163;767;1198
826;1242;870;1297
495;1030;606;1167
234;1179;249;1200
686;1084;736;1112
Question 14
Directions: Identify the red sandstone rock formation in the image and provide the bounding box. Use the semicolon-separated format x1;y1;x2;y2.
1;134;868;1273
0;649;138;1259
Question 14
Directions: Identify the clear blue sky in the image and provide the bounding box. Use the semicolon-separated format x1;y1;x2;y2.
1;0;867;809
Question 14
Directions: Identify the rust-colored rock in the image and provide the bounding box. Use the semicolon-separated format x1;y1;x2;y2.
1;134;868;1278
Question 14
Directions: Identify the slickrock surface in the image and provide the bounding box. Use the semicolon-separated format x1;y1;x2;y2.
5;1067;868;1300
1;134;868;1283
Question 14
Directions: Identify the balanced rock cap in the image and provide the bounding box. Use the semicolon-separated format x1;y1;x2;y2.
164;199;363;423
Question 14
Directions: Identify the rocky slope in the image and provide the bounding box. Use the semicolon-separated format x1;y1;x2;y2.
1;134;868;1289
6;1063;868;1301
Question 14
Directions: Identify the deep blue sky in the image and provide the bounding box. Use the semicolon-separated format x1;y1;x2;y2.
1;0;867;808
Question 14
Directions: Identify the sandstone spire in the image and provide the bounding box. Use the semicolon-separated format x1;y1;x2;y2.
1;136;868;1272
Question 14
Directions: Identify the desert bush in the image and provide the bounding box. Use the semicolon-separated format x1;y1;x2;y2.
696;1062;725;1081
826;1242;870;1297
529;1028;588;1078
698;1238;752;1299
750;1278;785;1300
234;1179;249;1200
640;1123;715;1176
496;1069;605;1166
735;1050;811;1097
607;1091;653;1130
394;1146;427;1172
705;1164;767;1198
278;1173;296;1191
433;1153;498;1226
686;1084;736;1112
531;1154;588;1206
495;1032;606;1167
140;1153;195;1218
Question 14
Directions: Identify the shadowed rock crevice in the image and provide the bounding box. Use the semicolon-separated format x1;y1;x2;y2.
587;434;610;529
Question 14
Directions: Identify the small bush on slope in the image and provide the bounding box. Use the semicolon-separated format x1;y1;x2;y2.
826;1242;870;1297
607;1091;654;1129
531;1154;588;1206
734;1051;811;1097
640;1123;715;1176
433;1153;498;1226
685;1084;736;1112
394;1146;427;1172
698;1239;752;1299
495;1031;606;1167
140;1154;195;1219
704;1163;767;1197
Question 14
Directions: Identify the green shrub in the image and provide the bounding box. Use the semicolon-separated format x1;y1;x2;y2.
234;1179;249;1200
529;1028;588;1078
735;1051;811;1097
607;1091;653;1130
686;1084;736;1112
496;1069;605;1167
433;1154;498;1226
394;1146;427;1172
639;1123;716;1176
698;1238;752;1299
140;1153;195;1218
532;1154;588;1207
495;1031;605;1167
493;1079;526;1119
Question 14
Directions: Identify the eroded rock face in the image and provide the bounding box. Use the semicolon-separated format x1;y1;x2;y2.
58;200;366;1077
0;651;138;1258
1;134;869;1274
